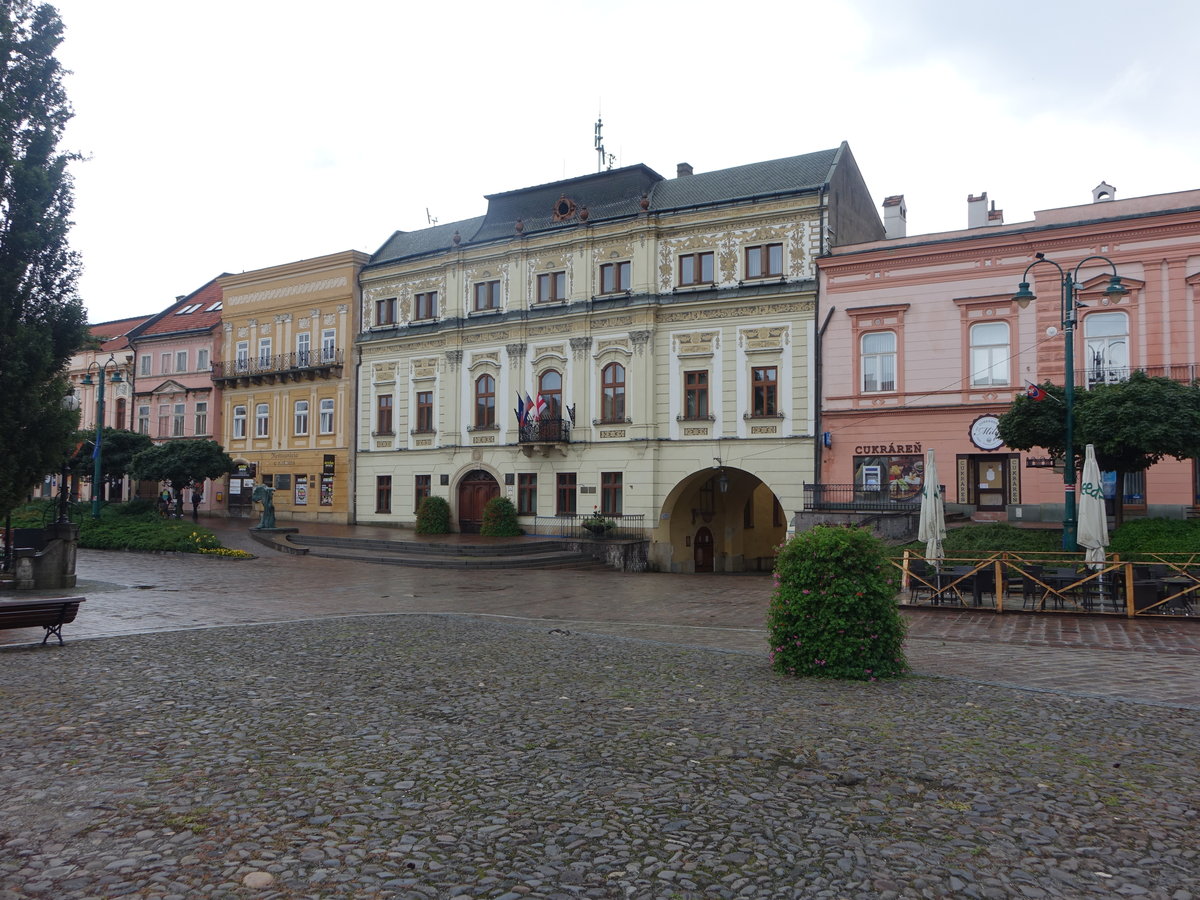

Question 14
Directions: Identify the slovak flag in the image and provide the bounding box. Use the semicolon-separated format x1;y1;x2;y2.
1025;382;1048;402
515;392;526;422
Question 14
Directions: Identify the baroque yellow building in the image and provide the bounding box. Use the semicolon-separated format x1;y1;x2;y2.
215;251;367;523
355;146;881;570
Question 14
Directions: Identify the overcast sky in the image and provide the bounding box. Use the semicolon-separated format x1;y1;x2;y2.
50;0;1199;324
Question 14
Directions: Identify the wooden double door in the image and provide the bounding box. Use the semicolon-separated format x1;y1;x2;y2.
457;470;499;533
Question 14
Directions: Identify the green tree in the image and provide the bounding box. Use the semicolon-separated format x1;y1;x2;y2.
129;440;233;494
0;1;86;520
998;373;1200;525
68;428;154;499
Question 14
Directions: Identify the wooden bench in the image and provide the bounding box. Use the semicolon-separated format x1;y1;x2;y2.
0;597;86;646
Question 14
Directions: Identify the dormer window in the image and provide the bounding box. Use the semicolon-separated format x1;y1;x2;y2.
552;194;577;222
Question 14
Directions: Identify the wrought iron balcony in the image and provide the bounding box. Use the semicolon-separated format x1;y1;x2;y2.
211;350;344;384
519;417;571;444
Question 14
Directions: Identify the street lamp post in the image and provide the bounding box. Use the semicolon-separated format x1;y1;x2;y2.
80;355;124;519
59;388;81;523
1012;252;1127;551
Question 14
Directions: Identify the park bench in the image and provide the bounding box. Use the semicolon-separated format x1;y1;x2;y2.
0;597;86;646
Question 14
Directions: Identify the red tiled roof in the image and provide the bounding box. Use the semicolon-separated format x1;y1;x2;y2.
89;316;154;351
132;277;227;339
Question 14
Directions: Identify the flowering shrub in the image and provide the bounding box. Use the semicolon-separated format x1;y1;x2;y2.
190;531;253;558
768;525;908;681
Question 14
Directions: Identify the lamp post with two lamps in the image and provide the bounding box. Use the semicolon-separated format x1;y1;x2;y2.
1011;252;1128;551
79;355;125;519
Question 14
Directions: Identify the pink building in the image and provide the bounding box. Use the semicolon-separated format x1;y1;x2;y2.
816;185;1200;524
126;278;226;513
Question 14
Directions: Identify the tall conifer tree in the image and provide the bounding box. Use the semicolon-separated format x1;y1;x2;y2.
0;1;86;518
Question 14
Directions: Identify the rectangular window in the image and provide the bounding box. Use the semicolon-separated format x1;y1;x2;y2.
376;393;393;434
861;332;897;392
684;370;709;419
556;472;577;516
296;333;311;367
536;271;567;303
255;402;269;438
194;401;208;435
745;243;783;279
197;348;210;371
157;403;170;436
600;261;631;294
139;355;151;376
415;291;438;320
600;471;623;516
258;337;272;368
321;329;336;362
172;403;185;437
160;352;172;375
294;399;309;435
517;473;537;515
414;474;432;511
137;404;151;435
678;251;714;286
375;297;397;326
319;397;334;434
752;366;778;416
236;341;249;372
175;349;188;373
232;404;246;439
473;280;500;311
970;321;1010;387
376;475;392;514
415;390;433;433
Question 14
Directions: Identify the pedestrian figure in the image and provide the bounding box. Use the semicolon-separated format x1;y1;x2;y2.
158;487;171;519
191;486;202;521
174;490;184;519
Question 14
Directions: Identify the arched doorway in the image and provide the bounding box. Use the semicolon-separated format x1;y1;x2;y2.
457;469;499;533
694;526;714;572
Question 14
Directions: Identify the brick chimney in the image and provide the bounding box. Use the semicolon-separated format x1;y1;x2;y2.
676;162;693;177
882;195;907;239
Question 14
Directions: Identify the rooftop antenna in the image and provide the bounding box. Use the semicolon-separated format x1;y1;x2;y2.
594;114;616;172
426;207;438;226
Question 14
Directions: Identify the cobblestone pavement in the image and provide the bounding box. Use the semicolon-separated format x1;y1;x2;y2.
2;616;1198;899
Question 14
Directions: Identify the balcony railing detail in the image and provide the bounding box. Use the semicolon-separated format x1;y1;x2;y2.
804;483;943;512
519;417;571;444
529;513;645;540
212;350;344;383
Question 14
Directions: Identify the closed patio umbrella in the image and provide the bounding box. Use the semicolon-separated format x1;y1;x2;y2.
917;448;946;565
1077;443;1109;570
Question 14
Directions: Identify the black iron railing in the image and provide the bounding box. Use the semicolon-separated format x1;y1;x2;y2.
212;349;344;381
519;417;571;443
529;513;646;540
804;483;943;511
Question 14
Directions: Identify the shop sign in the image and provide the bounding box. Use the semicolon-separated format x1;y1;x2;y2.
968;415;1004;451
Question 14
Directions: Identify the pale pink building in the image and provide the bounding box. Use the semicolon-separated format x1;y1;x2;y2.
125;277;226;513
816;185;1200;523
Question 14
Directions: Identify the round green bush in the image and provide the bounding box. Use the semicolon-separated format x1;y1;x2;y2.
415;495;451;534
769;525;908;681
480;496;522;537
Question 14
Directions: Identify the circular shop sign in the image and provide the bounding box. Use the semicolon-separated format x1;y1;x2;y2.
968;414;1004;451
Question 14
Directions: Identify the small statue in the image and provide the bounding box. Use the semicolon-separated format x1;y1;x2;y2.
251;483;276;529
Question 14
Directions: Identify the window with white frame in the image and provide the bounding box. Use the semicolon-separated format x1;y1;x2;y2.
296;332;311;366
235;341;249;372
160;352;171;374
137;404;150;434
319;397;334;434
157;403;170;436
172;403;185;437
321;329;336;362
197;348;209;371
1084;312;1129;386
257;337;272;368
139;355;151;376
194;401;208;435
860;332;896;392
969;321;1010;387
175;350;188;373
294;399;309;435
232;405;246;439
255;402;269;437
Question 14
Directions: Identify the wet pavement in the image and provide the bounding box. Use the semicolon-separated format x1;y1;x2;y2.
3;517;1198;709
